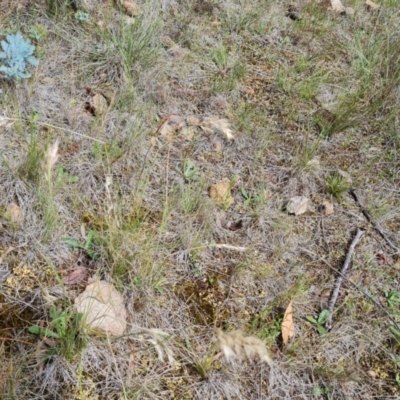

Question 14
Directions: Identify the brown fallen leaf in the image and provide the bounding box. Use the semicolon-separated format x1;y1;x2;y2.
209;179;235;208
376;252;388;264
221;219;243;231
365;0;380;11
62;266;87;286
90;93;108;116
321;200;334;216
123;1;140;16
282;300;295;345
6;203;23;224
74;280;127;337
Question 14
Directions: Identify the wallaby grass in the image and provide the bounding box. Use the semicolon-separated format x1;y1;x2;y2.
1;0;400;398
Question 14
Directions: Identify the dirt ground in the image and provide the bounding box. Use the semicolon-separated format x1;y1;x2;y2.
1;0;400;399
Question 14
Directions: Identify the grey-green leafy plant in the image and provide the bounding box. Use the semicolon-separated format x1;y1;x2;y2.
306;309;330;336
56;166;79;186
0;32;39;80
63;230;99;259
181;160;200;182
75;11;90;23
28;306;85;361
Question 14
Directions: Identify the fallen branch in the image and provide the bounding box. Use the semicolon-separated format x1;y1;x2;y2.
325;227;366;329
301;247;400;332
350;189;399;252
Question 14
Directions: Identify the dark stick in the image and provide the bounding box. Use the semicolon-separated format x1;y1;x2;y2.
350;189;399;252
301;248;400;332
325;227;366;330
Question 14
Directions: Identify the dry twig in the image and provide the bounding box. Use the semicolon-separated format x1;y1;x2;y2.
325;227;366;329
301;248;400;332
350;189;399;252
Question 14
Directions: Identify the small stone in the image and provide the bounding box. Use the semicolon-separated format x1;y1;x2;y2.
286;196;309;215
367;370;377;378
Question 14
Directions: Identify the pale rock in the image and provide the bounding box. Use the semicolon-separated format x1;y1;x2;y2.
286;196;309;215
74;280;127;337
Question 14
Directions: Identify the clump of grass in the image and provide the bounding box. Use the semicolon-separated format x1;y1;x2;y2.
326;172;350;199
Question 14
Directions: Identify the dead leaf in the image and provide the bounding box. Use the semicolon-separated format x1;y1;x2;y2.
243;87;255;96
90;93;108;116
6;203;23;224
365;0;380;10
322;200;334;216
74;280;127;337
209;179;235;208
376;252;388;264
123;1;140;16
62;266;87;286
152;114;185;139
221;219;243;231
329;0;354;14
200;117;234;140
282;300;295;345
330;0;346;13
211;137;223;152
286;196;309;215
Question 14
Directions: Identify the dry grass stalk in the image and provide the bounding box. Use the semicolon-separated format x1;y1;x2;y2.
43;138;60;183
215;328;273;366
132;327;176;365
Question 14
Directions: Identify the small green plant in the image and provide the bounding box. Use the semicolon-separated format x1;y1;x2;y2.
29;24;47;43
0;32;39;80
63;230;99;259
386;290;400;310
311;385;333;398
29;306;85;361
241;187;267;208
56;166;79;186
306;310;330;336
75;11;90;23
326;172;350;199
241;188;254;206
180;159;200;182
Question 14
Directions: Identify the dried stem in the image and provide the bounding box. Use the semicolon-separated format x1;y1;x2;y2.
325;227;366;330
301;247;400;332
350;189;399;252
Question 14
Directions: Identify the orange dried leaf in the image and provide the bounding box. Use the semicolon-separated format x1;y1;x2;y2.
282;300;295;345
209;179;235;208
123;1;140;16
365;0;379;10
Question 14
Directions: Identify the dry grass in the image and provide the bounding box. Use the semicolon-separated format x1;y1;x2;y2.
1;0;400;398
